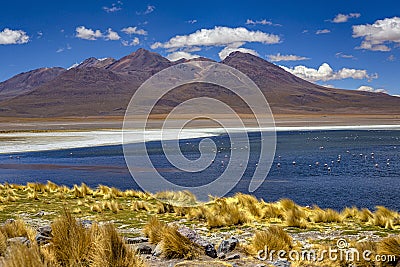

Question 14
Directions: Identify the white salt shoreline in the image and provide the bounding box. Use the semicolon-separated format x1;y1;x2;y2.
1;124;400;154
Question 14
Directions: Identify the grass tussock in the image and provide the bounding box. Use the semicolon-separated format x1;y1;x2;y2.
377;235;400;265
0;231;7;256
279;198;297;211
154;191;198;207
143;217;199;259
352;241;377;267
50;211;93;266
130;201;150;212
0;219;35;241
248;226;293;256
161;226;200;259
90;204;103;213
374;206;397;229
102;200;123;213
311;207;342;223
156;202;175;214
1;244;47;267
90;223;146;267
261;203;283;219
72;183;95;198
359;208;374;223
206;198;250;228
341;206;359;220
235;193;261;217
125;190;150;199
143;217;167;244
284;206;308;229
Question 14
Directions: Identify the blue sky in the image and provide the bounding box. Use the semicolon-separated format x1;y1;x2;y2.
1;0;400;95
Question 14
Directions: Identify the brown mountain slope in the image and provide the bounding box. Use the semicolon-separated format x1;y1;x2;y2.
0;67;140;117
0;49;399;117
222;51;400;114
0;67;65;102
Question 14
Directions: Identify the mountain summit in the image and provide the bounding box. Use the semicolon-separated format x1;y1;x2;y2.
106;48;172;74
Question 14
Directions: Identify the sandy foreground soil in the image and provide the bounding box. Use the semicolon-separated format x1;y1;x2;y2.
1;114;400;131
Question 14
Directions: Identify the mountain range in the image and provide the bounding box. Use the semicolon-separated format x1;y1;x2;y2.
1;48;399;118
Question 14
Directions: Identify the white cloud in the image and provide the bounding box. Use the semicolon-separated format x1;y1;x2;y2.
178;46;201;53
151;26;279;61
121;26;147;35
105;28;120;40
187;20;197;24
137;5;155;15
103;1;123;13
280;63;376;82
151;26;280;50
145;5;155;14
335;52;355;59
316;29;331;34
218;45;259;60
387;55;396;61
75;26;102;40
166;51;200;61
353;17;400;51
267;53;310;62
246;19;281;26
0;28;29;45
121;37;140;46
393;94;400;97
56;43;72;53
357;85;388;94
332;13;361;23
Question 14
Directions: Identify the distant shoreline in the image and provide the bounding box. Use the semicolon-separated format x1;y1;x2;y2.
1;124;400;154
1;113;400;131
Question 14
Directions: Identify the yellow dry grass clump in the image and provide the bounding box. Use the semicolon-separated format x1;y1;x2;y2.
143;217;200;259
248;225;293;256
377;235;400;266
161;226;200;259
154;190;198;207
352;241;377;267
90;223;144;267
143;216;167;244
131;201;150;212
311;207;342;223
0;231;7;257
373;206;398;229
0;211;146;267
1;244;46;267
0;219;36;242
205;197;250;228
50;211;93;265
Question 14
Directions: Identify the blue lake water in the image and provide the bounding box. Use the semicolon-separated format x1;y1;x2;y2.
0;130;399;210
